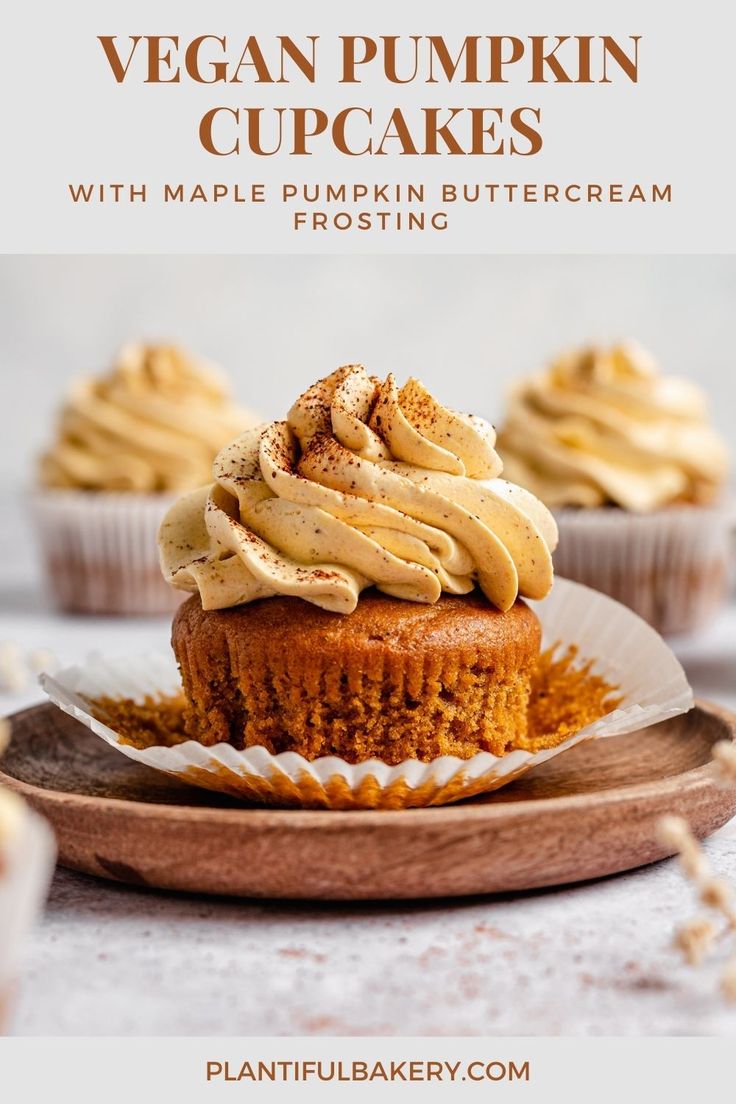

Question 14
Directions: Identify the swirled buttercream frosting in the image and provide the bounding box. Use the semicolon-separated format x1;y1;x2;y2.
40;343;259;492
497;342;729;512
159;366;558;614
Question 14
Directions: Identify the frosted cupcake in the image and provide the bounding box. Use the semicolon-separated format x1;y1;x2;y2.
497;342;731;634
41;367;692;812
0;784;55;1032
33;342;260;615
156;365;613;771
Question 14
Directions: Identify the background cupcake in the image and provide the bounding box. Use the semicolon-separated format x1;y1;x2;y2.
33;342;261;615
497;341;731;634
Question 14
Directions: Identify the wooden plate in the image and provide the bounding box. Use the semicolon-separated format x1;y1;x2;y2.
1;701;735;900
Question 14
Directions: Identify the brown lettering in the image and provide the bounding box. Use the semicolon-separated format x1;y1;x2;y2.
97;36;142;83
427;36;480;82
489;36;524;82
277;36;318;83
340;36;378;82
424;108;465;155
184;36;227;83
381;35;421;83
145;36;180;83
530;35;572;82
199;107;240;155
601;35;640;82
509;106;543;155
292;108;329;154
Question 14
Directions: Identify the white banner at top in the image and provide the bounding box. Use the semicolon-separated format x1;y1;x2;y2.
0;0;733;253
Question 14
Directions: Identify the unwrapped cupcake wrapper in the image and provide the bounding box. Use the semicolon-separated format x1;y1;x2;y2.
30;489;183;616
552;504;734;636
40;578;693;810
0;809;56;1021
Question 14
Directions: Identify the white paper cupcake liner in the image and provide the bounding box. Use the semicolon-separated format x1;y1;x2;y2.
30;489;183;616
40;578;693;810
553;504;734;635
0;804;56;1028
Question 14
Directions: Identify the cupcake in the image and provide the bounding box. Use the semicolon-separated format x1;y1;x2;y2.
33;342;260;615
497;342;731;634
41;366;694;811
0;784;55;1032
158;364;567;765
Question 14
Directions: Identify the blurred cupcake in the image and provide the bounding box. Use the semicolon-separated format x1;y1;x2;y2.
33;342;260;615
497;341;731;634
0;782;55;1032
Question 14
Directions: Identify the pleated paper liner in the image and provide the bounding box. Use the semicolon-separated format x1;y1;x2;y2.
30;489;182;615
40;579;693;810
553;503;734;635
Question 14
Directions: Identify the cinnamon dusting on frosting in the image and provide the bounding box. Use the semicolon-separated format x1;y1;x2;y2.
159;365;558;614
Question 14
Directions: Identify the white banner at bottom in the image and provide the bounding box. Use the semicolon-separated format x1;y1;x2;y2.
0;1037;732;1102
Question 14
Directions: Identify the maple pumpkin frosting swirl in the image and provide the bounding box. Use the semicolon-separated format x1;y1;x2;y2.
40;343;259;493
497;342;729;512
159;366;558;614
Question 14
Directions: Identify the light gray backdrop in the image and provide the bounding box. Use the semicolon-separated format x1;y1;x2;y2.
0;254;734;488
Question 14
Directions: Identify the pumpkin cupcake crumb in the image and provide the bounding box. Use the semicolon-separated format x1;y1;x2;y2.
90;642;620;763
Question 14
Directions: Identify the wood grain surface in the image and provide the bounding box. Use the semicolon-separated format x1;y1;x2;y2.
1;701;735;900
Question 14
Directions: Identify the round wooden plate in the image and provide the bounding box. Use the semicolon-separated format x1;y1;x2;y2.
1;701;735;900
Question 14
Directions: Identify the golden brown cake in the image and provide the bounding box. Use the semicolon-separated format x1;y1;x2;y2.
172;590;542;763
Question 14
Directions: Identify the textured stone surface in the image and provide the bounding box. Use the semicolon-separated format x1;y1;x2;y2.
10;823;736;1036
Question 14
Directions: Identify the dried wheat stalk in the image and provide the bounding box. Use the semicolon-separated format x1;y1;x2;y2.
657;740;736;1001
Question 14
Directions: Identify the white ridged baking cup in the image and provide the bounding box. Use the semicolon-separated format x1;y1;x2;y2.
0;806;56;994
553;504;733;635
40;578;693;809
30;489;182;616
